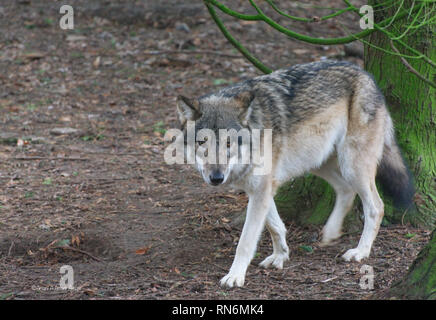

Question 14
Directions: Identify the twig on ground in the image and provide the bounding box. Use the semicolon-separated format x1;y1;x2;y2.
52;246;103;262
7;241;15;256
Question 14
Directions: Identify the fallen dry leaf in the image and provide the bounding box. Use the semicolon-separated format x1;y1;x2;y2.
93;56;101;68
71;235;80;247
135;246;151;255
23;51;45;60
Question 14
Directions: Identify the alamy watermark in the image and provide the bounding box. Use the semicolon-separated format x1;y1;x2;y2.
59;264;74;289
359;264;375;290
359;5;374;30
31;265;75;292
55;4;373;32
164;121;272;175
59;5;74;30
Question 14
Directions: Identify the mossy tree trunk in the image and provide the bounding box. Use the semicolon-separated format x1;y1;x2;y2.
275;176;338;226
277;0;435;227
389;228;436;299
364;0;436;299
365;0;435;225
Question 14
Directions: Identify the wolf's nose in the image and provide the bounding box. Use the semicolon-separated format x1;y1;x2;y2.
209;171;224;186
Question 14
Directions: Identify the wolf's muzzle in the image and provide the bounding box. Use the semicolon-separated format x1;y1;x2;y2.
209;171;224;186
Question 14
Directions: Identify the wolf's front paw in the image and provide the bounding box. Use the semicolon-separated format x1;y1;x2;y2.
220;272;245;288
259;252;289;269
342;248;369;262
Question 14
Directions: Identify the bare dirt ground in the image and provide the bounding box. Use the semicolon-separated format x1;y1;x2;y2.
0;0;431;300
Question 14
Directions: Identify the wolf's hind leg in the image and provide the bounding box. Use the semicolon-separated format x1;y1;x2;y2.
342;177;384;262
259;199;289;269
339;151;384;262
312;158;356;245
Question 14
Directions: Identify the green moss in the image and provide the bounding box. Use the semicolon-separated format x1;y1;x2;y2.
307;183;335;225
275;175;335;225
365;1;436;227
390;229;436;299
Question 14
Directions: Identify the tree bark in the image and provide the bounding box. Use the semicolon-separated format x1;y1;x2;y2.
388;228;436;299
275;176;340;225
364;0;435;225
365;0;435;299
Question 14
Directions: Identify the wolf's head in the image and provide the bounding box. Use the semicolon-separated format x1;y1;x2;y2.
176;91;255;186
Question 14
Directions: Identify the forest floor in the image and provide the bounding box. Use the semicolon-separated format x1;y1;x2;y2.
0;0;431;300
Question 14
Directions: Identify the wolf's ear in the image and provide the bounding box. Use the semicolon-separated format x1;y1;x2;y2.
235;91;255;126
177;95;201;126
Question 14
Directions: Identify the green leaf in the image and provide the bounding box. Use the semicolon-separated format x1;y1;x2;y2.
26;103;37;111
213;78;233;86
81;135;92;141
0;292;13;300
153;121;166;135
299;245;313;253
44;18;54;25
181;272;195;279
25;191;34;198
56;239;70;247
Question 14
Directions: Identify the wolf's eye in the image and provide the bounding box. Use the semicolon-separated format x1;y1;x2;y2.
227;138;231;149
198;137;207;146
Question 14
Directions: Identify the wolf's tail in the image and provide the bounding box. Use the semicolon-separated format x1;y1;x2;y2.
376;117;415;210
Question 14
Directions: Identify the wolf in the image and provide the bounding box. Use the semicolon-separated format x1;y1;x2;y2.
176;60;414;288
